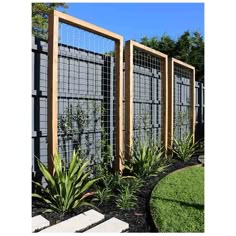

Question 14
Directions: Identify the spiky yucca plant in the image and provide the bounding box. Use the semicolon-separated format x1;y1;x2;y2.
32;150;99;214
172;134;199;161
127;141;168;179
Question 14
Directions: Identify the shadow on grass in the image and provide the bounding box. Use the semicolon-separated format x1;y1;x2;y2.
152;196;204;210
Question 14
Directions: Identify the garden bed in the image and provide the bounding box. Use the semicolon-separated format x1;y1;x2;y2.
32;155;201;232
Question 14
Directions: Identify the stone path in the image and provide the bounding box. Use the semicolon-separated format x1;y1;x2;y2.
198;155;204;164
32;209;129;233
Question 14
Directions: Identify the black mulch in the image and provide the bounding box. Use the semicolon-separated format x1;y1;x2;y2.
32;156;202;232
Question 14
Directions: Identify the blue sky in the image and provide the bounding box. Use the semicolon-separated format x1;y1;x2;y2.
58;3;204;42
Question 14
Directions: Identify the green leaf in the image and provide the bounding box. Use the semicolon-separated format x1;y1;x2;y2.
37;160;56;188
33;149;98;214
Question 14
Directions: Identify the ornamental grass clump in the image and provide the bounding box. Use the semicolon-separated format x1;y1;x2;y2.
115;185;138;210
127;141;168;179
32;150;99;214
172;134;199;162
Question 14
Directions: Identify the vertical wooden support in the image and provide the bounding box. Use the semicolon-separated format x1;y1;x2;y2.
114;39;124;173
191;68;196;143
168;58;174;149
162;55;168;151
47;11;59;175
125;40;133;162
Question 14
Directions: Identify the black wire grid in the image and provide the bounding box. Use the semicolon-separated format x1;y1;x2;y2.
132;48;163;145
174;64;193;139
57;23;116;168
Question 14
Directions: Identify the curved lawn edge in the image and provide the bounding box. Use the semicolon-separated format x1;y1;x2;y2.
150;165;204;232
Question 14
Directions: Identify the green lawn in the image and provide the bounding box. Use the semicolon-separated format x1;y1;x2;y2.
150;165;204;232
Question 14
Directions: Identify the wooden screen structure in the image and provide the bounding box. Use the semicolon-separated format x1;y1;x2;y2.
168;58;195;148
125;40;168;160
47;10;123;174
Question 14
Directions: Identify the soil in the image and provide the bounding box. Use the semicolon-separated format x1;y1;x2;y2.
32;156;202;232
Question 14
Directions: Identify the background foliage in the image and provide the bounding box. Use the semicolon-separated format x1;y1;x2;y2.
32;3;68;39
140;31;204;81
32;4;204;81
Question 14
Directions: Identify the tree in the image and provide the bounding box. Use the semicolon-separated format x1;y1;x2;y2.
188;32;204;81
140;31;204;81
32;3;68;40
141;35;175;57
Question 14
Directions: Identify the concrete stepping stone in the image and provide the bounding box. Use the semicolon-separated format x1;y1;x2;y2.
32;215;50;232
84;217;129;233
198;155;204;164
40;209;104;233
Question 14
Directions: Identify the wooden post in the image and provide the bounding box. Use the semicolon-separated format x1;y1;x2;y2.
47;11;59;175
191;68;196;143
168;58;174;149
162;55;168;150
125;40;133;162
114;39;124;173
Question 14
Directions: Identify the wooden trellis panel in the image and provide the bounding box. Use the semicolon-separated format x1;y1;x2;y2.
168;58;195;148
125;40;168;161
47;10;123;174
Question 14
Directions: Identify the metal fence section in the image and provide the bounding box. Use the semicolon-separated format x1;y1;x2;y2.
32;37;50;177
46;10;123;174
195;81;204;141
168;58;195;147
125;40;168;160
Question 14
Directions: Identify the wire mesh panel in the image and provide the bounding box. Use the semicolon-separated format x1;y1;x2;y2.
168;58;195;146
125;41;168;159
195;81;204;141
56;24;116;168
47;10;123;173
174;64;192;139
133;49;163;143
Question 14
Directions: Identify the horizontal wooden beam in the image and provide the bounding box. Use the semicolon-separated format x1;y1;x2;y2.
172;57;195;70
53;10;123;41
130;40;168;59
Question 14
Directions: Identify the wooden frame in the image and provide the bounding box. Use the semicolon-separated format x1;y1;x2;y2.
124;40;168;161
168;57;195;148
47;10;123;174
